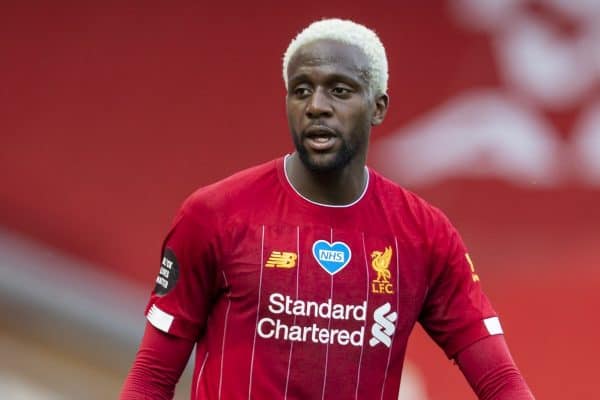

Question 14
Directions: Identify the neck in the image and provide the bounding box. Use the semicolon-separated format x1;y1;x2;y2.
285;153;368;205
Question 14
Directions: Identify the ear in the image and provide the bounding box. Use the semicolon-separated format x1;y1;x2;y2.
371;94;389;126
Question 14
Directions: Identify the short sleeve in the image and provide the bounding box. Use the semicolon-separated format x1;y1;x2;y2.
418;209;502;359
144;201;220;341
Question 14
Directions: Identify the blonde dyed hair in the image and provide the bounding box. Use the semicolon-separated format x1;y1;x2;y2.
282;18;388;95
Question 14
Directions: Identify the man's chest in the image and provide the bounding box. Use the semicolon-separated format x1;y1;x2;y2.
219;222;429;348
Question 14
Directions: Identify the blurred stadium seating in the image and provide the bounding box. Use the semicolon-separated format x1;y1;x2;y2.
1;1;598;398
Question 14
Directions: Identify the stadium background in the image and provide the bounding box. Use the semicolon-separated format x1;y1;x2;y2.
1;1;599;398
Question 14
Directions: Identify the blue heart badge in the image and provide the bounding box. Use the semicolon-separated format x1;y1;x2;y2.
312;240;352;275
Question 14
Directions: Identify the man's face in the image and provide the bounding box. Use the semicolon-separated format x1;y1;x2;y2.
286;39;386;173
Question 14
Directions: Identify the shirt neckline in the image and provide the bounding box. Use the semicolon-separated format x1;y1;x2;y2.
280;154;371;209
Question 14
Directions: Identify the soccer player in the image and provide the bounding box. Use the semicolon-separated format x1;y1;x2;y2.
121;19;534;399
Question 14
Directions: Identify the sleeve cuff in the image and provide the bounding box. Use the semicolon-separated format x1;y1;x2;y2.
443;316;504;359
145;303;201;341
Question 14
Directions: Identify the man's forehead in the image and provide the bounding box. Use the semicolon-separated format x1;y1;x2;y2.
288;39;369;74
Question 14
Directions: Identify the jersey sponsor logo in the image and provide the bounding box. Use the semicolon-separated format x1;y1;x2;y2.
257;293;400;349
465;253;480;282
369;302;397;348
370;246;394;294
154;248;179;295
265;251;297;268
312;240;352;275
257;292;366;346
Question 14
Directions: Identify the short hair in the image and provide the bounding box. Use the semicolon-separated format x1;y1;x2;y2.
282;18;388;96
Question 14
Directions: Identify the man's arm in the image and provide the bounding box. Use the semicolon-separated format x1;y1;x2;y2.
120;322;195;400
455;334;534;400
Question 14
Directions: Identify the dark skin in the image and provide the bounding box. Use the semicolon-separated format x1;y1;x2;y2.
285;39;389;205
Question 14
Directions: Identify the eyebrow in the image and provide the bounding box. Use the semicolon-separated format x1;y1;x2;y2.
288;70;368;88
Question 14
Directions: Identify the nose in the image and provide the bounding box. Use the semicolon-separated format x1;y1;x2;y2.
306;88;332;119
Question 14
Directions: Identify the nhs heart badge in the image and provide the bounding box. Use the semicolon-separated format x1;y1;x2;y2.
312;240;352;275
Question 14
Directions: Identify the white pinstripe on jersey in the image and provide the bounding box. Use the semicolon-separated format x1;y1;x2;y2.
218;271;231;400
354;232;371;399
194;351;209;399
379;236;400;400
248;225;266;399
320;228;335;399
283;226;301;399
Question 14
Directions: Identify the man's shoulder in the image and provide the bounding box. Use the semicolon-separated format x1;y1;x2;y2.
182;158;280;213
371;168;432;207
370;167;449;224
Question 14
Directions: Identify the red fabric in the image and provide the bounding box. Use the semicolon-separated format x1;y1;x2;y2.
120;323;194;400
120;325;534;400
456;334;534;399
120;326;534;400
140;157;500;399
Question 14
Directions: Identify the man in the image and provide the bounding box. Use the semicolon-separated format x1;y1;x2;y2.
121;19;534;399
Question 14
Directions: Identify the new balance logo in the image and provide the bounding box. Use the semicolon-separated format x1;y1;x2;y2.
369;302;397;348
265;251;297;268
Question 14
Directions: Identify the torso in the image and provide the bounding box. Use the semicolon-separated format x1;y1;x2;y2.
193;157;432;400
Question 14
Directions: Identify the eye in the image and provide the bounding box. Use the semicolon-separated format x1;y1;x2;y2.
331;85;353;97
292;85;312;98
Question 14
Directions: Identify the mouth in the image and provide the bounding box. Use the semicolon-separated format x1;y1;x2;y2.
303;125;338;151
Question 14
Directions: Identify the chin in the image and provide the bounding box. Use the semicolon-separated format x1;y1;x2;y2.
299;151;352;173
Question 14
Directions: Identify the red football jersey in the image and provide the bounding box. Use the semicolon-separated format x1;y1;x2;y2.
145;156;501;400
